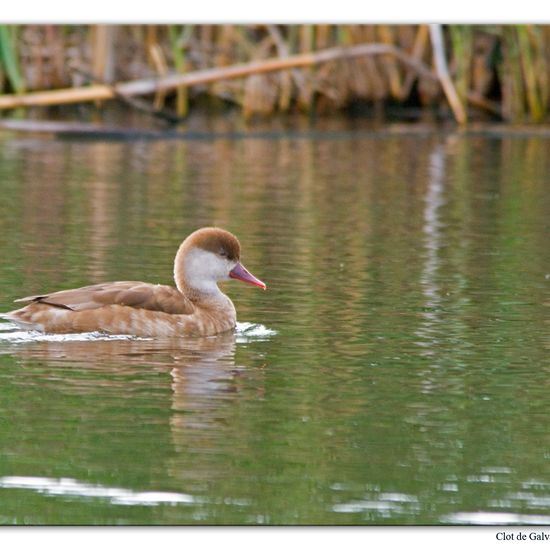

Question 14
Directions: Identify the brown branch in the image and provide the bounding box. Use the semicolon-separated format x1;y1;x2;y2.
402;25;430;99
0;42;437;110
69;64;184;124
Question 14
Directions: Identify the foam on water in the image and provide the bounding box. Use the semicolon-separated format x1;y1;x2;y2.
0;321;276;343
0;322;146;343
235;322;277;342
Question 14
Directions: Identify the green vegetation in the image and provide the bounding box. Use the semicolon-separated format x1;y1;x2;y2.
0;25;24;94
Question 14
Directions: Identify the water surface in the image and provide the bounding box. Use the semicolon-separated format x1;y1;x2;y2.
0;121;549;524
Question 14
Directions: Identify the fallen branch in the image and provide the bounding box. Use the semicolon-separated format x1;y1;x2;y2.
402;25;430;99
0;42;437;110
69;64;184;124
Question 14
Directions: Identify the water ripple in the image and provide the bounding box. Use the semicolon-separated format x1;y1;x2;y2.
332;492;421;518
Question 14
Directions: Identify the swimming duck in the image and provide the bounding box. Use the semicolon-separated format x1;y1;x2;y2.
1;227;266;337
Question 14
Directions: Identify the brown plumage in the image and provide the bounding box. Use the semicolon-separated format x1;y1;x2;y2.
1;227;266;337
14;281;194;314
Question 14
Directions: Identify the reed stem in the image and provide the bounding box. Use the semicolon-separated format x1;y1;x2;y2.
429;24;467;124
0;25;24;93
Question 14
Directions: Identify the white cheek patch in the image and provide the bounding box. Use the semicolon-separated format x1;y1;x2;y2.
183;248;232;294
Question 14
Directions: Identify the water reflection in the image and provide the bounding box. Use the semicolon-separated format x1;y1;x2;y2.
417;142;446;352
0;326;250;411
1;124;550;524
0;475;196;506
444;511;550;525
0;323;273;523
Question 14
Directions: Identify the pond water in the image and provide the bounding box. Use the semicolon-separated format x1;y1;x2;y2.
0;119;549;525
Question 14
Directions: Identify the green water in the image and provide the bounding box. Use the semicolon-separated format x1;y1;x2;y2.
0;123;549;525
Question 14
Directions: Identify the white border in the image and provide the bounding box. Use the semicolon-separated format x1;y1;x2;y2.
1;3;549;548
0;1;549;23
0;526;527;550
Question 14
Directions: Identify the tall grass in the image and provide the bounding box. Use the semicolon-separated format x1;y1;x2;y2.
449;25;472;107
168;25;192;116
0;25;24;93
1;24;550;123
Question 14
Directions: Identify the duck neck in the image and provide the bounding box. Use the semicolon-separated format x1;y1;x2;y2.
174;246;224;302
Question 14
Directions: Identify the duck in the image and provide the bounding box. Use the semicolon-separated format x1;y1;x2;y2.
1;227;266;337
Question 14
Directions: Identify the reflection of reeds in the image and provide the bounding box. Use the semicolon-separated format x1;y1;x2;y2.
1;24;550;122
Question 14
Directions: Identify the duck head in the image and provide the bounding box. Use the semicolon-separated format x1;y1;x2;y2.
175;227;266;295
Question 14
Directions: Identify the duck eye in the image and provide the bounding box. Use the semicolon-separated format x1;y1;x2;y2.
219;250;228;258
